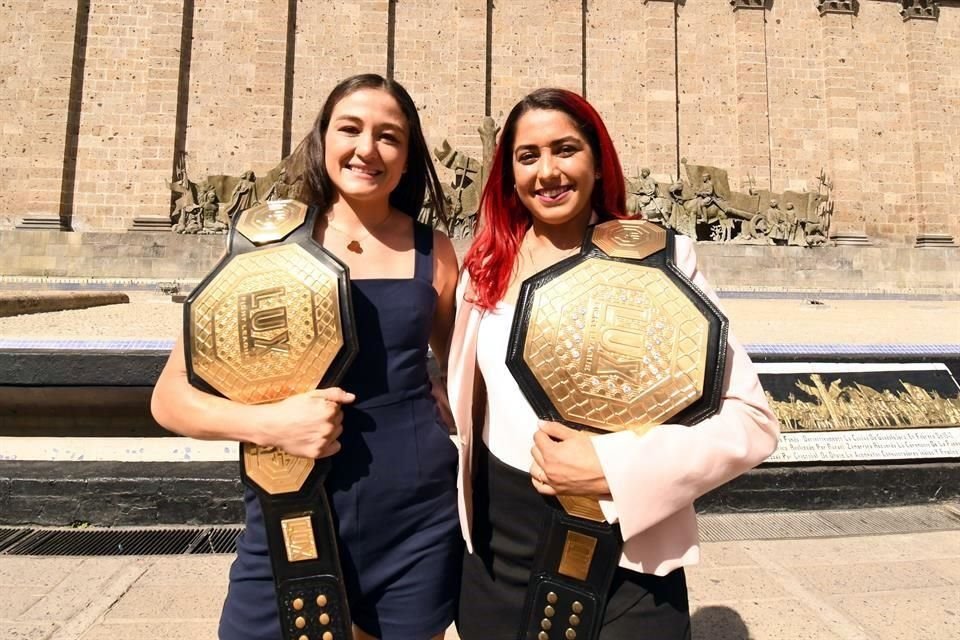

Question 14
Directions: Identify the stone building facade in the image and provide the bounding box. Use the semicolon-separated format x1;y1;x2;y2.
1;0;958;247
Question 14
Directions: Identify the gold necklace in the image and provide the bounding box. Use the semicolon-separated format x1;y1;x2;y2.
325;212;392;254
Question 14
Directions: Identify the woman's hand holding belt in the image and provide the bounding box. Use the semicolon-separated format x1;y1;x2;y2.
256;387;355;459
529;420;610;496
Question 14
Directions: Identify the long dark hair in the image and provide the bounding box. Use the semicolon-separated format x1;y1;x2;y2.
463;88;627;310
300;73;447;225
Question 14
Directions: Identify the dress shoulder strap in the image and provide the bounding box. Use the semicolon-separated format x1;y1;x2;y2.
413;221;434;283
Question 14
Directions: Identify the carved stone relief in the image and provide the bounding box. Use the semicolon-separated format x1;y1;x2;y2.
626;161;835;247
730;0;768;10
167;147;303;235
900;0;940;21
169;117;839;247
817;0;858;16
422;117;500;240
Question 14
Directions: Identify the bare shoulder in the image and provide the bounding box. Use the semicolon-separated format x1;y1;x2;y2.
432;229;460;290
432;228;457;258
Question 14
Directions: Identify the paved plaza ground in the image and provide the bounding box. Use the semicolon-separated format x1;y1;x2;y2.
0;289;957;346
1;518;959;640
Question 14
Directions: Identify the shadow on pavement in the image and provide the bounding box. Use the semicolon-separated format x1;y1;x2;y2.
693;605;751;640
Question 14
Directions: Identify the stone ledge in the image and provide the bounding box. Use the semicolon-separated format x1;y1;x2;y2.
0;230;226;280
0;291;129;318
1;459;956;526
0;461;243;527
700;462;960;513
0;351;165;386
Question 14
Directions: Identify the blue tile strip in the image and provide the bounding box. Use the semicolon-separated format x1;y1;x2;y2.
715;289;960;301
746;344;960;357
0;339;175;351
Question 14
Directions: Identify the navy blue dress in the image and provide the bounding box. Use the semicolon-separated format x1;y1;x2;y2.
219;223;461;639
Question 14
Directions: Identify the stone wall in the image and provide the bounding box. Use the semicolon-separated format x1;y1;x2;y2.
0;1;79;229
0;230;226;280
392;0;487;160
71;1;184;230
2;229;956;294
1;1;958;243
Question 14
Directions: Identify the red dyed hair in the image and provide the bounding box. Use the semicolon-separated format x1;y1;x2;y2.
463;88;628;310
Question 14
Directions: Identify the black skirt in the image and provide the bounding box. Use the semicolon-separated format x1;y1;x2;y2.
457;443;691;640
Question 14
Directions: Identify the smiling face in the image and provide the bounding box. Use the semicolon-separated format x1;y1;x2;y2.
512;108;597;228
323;88;409;205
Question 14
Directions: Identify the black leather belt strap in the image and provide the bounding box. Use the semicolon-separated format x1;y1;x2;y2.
518;507;622;640
250;458;351;640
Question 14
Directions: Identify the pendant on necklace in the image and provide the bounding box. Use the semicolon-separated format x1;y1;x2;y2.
346;240;363;254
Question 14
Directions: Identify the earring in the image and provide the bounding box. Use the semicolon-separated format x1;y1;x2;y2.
595;173;601;180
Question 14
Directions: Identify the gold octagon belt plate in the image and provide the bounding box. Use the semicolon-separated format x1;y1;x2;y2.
235;200;309;246
241;443;316;496
522;258;710;432
188;243;346;406
507;219;728;435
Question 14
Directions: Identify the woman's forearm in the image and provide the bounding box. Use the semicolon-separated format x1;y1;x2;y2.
150;337;270;445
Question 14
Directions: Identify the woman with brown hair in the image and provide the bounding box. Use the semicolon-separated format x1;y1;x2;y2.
152;74;461;640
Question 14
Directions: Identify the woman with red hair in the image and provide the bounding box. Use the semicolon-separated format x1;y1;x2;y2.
448;88;779;638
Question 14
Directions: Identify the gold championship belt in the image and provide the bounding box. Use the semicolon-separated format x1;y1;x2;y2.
506;219;728;640
184;200;358;640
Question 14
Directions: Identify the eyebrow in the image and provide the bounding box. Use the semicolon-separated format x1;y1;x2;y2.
514;136;583;152
332;114;407;133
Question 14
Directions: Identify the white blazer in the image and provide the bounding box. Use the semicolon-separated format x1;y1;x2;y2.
446;234;780;576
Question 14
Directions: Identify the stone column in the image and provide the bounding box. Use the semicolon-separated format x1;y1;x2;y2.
904;10;956;244
585;0;647;171
731;1;771;191
290;1;389;145
818;9;865;240
66;0;187;231
0;1;80;230
393;0;487;159
766;0;831;193
184;0;291;181
676;1;739;183
642;0;680;179
490;0;582;121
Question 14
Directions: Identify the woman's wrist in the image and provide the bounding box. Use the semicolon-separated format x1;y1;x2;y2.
244;403;276;447
213;400;273;447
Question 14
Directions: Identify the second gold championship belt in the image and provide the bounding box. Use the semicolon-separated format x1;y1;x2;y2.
184;200;358;640
506;219;728;640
